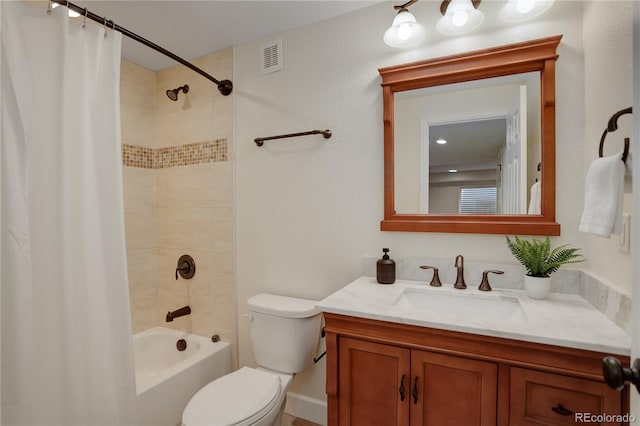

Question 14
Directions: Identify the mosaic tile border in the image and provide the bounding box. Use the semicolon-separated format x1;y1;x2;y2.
122;145;153;169
122;139;228;169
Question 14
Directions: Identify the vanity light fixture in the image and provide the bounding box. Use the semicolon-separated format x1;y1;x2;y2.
436;138;448;145
436;0;484;35
499;0;555;22
383;0;427;48
384;0;555;48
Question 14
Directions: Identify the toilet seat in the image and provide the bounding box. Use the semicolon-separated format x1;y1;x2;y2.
182;367;282;426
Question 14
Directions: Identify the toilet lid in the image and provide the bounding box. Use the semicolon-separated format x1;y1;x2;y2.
183;367;281;426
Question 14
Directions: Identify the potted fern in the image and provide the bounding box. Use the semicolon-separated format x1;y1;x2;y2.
505;236;585;299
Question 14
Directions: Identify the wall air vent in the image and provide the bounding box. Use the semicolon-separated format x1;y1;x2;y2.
260;38;283;74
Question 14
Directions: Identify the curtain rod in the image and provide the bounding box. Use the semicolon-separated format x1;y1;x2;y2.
51;0;233;96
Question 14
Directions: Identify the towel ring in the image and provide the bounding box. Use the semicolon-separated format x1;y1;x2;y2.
598;107;631;163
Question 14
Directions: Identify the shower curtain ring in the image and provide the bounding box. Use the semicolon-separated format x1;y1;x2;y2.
103;16;108;37
82;8;88;29
47;0;53;15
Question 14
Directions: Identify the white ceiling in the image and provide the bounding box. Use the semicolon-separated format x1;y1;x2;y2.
81;0;382;71
429;118;506;172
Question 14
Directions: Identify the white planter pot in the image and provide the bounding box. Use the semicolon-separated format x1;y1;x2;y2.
524;275;551;300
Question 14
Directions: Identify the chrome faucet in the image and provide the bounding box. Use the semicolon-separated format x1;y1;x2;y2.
454;255;467;289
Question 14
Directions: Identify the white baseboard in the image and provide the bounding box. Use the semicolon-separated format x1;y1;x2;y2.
284;392;327;426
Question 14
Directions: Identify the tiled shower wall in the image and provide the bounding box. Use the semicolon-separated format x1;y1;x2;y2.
122;60;158;332
120;49;236;360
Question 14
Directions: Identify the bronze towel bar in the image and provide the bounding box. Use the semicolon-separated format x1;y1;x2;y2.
254;129;332;147
599;107;632;163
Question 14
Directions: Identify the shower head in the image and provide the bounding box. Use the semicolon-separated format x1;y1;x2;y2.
166;84;189;101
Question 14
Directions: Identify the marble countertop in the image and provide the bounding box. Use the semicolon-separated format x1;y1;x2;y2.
316;276;631;356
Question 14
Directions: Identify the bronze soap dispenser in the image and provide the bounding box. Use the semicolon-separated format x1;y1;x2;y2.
376;248;396;284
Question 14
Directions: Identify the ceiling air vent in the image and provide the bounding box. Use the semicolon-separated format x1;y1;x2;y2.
260;38;283;74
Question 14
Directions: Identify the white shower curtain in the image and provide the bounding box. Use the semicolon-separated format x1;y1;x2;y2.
1;2;137;425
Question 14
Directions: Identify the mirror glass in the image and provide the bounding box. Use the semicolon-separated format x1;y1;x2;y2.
379;35;562;235
394;72;541;215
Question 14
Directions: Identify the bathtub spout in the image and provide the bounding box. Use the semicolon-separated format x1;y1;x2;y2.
166;306;191;322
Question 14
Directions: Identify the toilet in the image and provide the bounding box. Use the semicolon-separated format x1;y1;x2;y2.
182;293;322;426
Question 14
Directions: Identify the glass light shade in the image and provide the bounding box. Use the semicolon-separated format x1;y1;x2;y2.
384;10;427;48
436;0;484;35
499;0;555;22
516;0;535;13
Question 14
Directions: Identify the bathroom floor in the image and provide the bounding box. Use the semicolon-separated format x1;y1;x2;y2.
282;414;322;426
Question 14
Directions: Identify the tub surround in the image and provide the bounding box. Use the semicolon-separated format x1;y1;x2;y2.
318;276;630;356
121;48;235;355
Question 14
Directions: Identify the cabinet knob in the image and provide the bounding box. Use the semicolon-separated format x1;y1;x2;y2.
602;356;640;393
412;377;419;404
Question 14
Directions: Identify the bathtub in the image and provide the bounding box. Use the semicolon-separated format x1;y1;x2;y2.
134;326;231;426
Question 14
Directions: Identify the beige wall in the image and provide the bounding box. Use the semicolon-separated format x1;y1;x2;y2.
121;61;158;333
121;49;236;360
428;186;460;214
235;0;632;403
583;0;633;294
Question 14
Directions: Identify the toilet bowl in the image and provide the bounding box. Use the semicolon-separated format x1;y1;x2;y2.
182;294;322;426
182;367;292;426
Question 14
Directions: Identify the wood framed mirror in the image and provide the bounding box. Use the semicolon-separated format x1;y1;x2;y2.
379;35;562;235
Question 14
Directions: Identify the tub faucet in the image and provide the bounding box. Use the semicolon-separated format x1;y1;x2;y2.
454;255;467;289
166;305;191;322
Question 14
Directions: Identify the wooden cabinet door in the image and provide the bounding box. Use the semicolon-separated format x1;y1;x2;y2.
338;337;410;426
510;367;623;425
410;350;498;426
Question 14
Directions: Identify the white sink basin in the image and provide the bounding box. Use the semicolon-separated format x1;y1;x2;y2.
393;288;526;322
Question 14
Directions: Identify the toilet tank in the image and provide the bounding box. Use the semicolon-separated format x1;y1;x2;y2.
247;294;322;374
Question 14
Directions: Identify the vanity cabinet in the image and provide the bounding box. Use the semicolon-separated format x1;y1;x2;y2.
324;313;629;426
337;337;497;426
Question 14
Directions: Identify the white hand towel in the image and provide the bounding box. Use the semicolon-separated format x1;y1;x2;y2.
528;181;541;214
579;152;625;237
